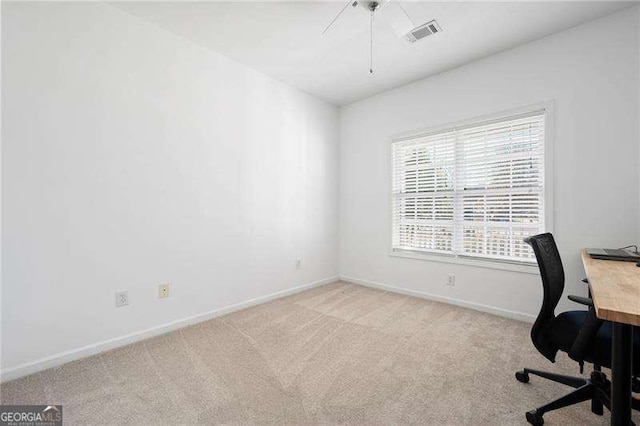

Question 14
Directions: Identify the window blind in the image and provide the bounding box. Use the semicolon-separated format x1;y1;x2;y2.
392;110;545;263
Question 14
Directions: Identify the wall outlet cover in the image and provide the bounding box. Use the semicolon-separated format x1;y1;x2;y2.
116;291;129;307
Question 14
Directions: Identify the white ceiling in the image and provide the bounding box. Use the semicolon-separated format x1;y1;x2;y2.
111;1;637;106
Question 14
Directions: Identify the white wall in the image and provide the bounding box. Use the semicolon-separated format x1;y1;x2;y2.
1;2;338;377
339;8;640;319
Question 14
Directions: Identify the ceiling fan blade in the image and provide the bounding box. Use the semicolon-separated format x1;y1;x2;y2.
382;0;415;37
395;0;415;27
322;0;358;35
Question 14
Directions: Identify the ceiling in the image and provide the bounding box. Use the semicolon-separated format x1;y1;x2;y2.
111;1;637;106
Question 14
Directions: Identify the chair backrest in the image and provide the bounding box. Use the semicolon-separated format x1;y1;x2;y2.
524;233;565;362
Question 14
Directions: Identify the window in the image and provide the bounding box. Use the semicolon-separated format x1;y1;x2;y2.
391;109;547;265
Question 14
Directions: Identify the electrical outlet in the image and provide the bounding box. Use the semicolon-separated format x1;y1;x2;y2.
295;259;301;269
158;283;170;299
115;291;129;307
446;274;455;286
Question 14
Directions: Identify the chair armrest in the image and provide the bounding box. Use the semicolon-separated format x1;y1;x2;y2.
581;278;593;299
568;295;593;307
569;308;604;362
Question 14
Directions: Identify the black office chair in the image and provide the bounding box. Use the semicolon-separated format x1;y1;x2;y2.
515;233;640;425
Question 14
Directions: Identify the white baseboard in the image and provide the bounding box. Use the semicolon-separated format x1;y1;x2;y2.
0;276;339;383
340;275;536;323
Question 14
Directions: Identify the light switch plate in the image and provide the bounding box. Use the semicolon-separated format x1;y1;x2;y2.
158;284;170;299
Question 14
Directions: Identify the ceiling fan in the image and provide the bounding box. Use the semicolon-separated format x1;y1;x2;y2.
321;0;442;74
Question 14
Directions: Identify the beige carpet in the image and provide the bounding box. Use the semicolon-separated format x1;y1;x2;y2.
2;281;638;424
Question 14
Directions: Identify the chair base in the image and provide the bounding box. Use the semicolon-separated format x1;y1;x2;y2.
516;368;617;425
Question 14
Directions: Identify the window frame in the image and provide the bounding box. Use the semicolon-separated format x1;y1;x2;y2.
387;102;554;274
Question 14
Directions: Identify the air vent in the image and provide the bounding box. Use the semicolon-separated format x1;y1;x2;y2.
404;20;442;43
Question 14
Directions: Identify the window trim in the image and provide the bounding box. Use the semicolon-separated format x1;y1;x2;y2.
387;101;554;274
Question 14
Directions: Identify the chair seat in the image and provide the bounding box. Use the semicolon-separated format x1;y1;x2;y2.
549;310;640;374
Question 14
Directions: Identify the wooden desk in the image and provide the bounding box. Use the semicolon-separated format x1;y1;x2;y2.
581;249;640;426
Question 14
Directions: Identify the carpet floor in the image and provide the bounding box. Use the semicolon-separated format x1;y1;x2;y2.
2;281;638;424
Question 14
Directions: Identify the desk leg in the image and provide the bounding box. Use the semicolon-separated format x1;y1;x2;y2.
611;322;633;426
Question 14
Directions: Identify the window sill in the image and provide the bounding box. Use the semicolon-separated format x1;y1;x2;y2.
388;250;540;275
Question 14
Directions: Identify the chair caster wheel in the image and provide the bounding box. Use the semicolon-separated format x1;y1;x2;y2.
526;410;544;426
516;371;530;383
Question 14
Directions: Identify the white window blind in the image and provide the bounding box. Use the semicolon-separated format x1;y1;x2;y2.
392;110;545;264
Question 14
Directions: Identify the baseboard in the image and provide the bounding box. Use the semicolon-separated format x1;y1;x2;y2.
0;275;339;383
340;275;536;323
